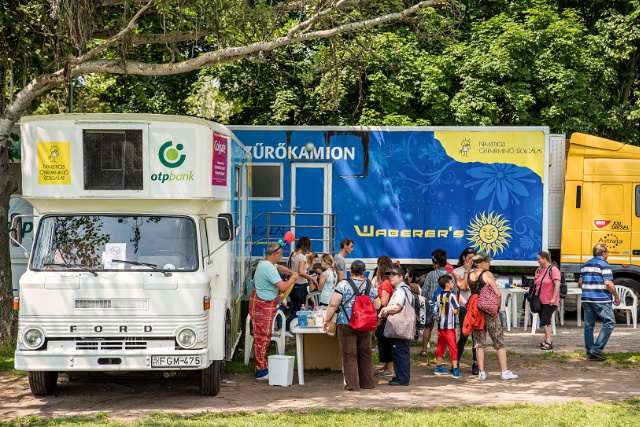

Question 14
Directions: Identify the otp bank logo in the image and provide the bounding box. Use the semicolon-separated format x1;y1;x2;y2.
594;220;611;229
159;141;186;168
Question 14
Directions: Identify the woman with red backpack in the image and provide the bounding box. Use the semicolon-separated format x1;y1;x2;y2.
322;260;381;391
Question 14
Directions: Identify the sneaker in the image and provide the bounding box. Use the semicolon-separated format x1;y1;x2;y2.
376;370;395;377
478;371;487;381
500;370;518;380
452;368;462;379
471;363;479;375
434;365;451;375
255;369;269;380
285;332;294;338
588;351;607;361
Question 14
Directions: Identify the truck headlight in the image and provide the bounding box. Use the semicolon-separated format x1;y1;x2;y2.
176;327;197;349
23;328;45;350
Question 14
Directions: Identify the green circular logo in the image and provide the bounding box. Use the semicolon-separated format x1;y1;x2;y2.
159;141;186;168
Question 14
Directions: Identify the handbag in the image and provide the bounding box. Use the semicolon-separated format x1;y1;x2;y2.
383;288;416;340
476;272;501;316
326;312;338;336
529;267;549;314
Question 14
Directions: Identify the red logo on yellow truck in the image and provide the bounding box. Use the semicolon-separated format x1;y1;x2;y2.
594;220;611;229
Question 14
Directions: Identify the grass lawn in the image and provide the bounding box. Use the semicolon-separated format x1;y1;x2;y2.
2;400;640;426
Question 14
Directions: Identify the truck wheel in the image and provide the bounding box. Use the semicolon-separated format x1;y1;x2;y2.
613;278;640;324
28;371;58;396
199;360;222;396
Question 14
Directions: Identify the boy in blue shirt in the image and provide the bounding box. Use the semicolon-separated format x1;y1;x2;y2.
434;275;461;378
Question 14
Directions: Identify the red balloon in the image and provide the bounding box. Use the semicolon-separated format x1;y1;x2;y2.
283;231;295;243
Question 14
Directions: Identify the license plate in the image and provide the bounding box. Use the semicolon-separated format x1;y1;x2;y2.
151;355;201;367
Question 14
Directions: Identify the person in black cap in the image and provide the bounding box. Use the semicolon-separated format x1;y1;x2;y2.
379;266;414;386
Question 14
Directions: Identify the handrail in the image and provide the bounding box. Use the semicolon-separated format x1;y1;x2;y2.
251;211;337;258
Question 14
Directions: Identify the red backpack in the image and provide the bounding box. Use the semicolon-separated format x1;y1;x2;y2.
342;279;378;331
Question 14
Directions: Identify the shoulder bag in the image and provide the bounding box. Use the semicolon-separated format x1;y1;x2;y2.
384;288;416;340
529;267;549;313
325;312;338;336
476;272;501;316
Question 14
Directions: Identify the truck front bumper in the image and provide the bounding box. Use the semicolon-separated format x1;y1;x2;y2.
15;340;209;371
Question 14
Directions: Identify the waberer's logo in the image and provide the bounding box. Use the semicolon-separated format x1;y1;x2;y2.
159;141;186;168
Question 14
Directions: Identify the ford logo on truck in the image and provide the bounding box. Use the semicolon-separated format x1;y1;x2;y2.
69;325;153;333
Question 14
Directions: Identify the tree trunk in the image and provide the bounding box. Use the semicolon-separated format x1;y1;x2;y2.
0;142;18;346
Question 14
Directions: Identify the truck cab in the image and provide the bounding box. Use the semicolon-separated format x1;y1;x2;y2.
561;133;640;310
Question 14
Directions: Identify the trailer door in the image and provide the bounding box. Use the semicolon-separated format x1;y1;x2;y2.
291;164;331;254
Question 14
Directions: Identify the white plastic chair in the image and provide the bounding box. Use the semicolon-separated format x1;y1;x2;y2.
524;299;557;335
244;310;287;364
304;292;319;310
615;285;638;328
499;291;512;332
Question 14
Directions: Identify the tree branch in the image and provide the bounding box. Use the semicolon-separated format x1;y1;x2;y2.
71;0;158;67
71;0;445;75
100;0;149;7
287;0;352;38
91;29;213;44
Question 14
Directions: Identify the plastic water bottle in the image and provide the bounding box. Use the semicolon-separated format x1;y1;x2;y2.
499;311;507;327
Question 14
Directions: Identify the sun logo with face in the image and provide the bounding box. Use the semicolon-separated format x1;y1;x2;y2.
466;211;512;256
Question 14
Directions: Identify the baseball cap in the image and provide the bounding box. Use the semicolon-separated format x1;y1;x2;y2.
472;252;492;263
350;259;366;270
385;266;405;276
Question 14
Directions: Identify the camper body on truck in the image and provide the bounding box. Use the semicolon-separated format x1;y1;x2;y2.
231;126;565;268
13;114;251;397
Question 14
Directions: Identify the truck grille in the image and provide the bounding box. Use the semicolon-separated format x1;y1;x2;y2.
75;299;148;309
76;340;148;351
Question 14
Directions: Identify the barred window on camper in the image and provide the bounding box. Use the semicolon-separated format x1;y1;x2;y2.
83;130;143;190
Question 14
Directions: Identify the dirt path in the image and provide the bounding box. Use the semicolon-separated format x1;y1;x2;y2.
1;318;639;421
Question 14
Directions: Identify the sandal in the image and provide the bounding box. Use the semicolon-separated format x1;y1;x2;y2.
419;350;428;357
540;342;553;351
536;342;546;348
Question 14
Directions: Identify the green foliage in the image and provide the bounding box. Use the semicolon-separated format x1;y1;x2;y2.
0;342;22;376
7;0;637;142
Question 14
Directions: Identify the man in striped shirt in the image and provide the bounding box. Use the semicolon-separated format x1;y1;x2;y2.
578;244;620;361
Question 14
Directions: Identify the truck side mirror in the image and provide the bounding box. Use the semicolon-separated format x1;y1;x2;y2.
10;214;22;247
218;213;234;241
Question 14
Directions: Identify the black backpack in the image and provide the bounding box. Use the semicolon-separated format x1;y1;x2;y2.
558;267;568;299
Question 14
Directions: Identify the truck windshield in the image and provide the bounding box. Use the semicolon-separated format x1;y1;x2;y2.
31;215;198;272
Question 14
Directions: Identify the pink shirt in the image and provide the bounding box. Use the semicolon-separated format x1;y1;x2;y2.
534;265;561;305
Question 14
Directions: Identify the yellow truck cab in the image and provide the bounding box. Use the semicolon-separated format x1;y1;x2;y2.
561;132;640;296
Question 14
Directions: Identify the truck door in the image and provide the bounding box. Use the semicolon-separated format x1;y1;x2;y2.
631;185;640;266
590;182;632;264
291;164;332;254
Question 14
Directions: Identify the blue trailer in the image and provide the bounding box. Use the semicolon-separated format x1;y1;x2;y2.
229;126;566;267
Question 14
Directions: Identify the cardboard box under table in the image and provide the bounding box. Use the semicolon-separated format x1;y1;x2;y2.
291;321;342;385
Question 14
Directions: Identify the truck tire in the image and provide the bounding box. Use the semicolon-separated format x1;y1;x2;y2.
199;360;222;396
613;278;640;324
28;371;58;396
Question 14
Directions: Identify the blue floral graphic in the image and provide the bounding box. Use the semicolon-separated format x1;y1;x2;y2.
420;138;448;165
465;164;537;210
